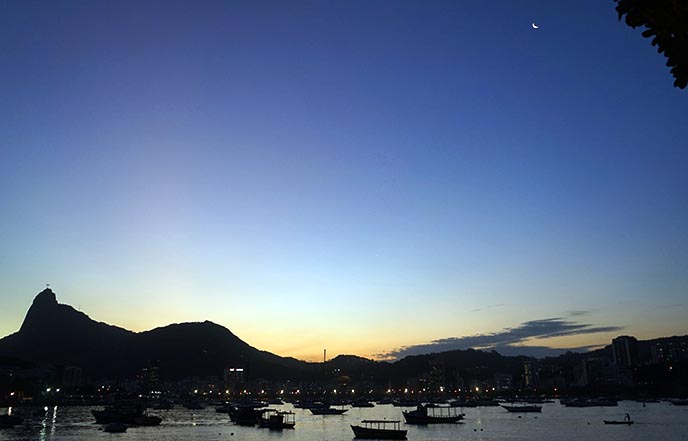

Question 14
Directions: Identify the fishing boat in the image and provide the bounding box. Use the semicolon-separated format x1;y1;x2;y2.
351;420;407;439
501;404;542;413
402;404;464;424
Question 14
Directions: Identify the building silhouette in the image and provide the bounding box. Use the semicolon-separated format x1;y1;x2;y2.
612;336;639;368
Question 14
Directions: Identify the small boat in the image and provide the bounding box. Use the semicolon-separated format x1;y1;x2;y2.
257;409;296;430
560;398;618;407
279;411;296;429
667;399;688;406
310;405;348;415
402;405;464;424
352;399;375;408
216;404;234;413
523;398;555;404
133;415;163;426
103;422;128;433
182;401;205;410
293;400;317;409
229;405;261;426
92;401;162;426
392;399;420;407
449;399;499;407
351;420;407;439
604;413;633;425
501;404;542;413
152;401;174;410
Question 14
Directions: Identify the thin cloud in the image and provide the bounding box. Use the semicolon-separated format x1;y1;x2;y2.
470;303;505;313
380;318;623;360
566;310;592;317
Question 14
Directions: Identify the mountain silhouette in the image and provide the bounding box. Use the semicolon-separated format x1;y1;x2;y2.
0;289;533;382
0;288;316;379
3;288;681;388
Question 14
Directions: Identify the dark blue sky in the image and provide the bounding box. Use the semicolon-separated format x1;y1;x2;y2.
1;1;686;360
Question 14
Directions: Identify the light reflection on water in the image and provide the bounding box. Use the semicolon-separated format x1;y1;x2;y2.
1;400;687;441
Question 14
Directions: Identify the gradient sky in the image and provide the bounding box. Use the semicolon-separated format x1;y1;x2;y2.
1;1;687;362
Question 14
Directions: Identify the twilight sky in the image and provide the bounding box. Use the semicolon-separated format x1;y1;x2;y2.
1;1;687;362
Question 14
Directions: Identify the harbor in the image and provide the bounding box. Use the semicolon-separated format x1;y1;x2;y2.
1;399;687;441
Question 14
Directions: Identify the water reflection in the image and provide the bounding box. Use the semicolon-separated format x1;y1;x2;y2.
1;401;687;441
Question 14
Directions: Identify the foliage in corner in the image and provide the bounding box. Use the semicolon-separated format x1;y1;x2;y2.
614;0;688;89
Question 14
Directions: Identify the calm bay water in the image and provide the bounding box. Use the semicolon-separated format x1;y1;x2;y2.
2;400;687;441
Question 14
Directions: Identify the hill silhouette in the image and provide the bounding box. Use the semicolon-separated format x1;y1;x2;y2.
5;288;678;387
0;288;318;379
0;289;541;382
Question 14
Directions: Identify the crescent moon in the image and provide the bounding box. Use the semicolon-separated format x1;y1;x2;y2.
531;22;539;29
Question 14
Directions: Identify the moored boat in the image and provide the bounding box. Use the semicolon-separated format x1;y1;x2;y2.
229;405;262;426
501;404;542;413
393;399;419;407
182;401;205;410
351;420;407;439
258;409;283;430
152;400;174;410
560;398;618;407
216;404;234;413
91;401;162;426
604;413;633;425
279;411;296;429
352;399;375;408
452;399;500;407
310;405;348;415
402;404;464;424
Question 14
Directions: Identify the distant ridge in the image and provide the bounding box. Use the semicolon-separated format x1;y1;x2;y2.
0;288;683;383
